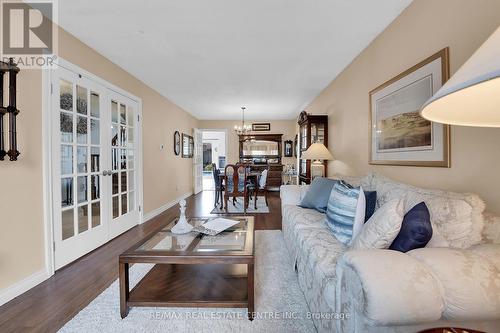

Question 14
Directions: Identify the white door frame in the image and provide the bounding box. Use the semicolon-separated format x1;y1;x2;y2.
199;128;228;192
42;58;144;276
199;128;228;165
193;128;203;195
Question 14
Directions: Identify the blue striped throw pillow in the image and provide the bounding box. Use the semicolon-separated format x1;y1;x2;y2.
326;181;366;245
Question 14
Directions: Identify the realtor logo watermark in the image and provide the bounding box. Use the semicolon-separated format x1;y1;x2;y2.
1;0;58;68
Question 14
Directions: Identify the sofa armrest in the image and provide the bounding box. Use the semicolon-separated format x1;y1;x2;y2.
280;185;309;206
336;250;444;329
407;247;500;320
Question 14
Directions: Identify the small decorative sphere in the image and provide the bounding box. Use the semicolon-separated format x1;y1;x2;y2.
179;199;186;207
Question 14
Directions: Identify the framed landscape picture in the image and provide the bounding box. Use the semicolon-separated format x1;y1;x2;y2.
369;48;450;167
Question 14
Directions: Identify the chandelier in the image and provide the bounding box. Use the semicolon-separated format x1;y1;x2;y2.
234;106;251;135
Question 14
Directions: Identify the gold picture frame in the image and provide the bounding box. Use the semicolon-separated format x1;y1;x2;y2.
369;48;450;167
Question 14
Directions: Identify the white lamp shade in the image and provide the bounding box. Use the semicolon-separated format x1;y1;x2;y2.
301;143;334;160
420;26;500;127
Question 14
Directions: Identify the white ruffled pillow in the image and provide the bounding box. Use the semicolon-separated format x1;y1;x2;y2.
370;173;484;248
351;199;404;250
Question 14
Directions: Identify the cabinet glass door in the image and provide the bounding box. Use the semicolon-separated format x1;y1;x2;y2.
300;159;307;175
299;124;308;176
300;124;308;149
311;123;325;144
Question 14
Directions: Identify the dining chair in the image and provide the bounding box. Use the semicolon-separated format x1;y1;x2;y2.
248;166;269;208
211;163;224;207
224;164;250;213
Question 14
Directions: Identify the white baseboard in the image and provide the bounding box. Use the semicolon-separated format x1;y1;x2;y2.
0;269;50;307
143;192;193;222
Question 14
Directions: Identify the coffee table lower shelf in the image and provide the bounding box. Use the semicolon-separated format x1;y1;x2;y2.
120;263;254;319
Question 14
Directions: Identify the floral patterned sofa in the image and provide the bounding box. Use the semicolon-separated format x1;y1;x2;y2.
280;173;500;333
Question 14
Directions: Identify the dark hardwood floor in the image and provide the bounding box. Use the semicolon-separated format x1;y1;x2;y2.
0;190;282;333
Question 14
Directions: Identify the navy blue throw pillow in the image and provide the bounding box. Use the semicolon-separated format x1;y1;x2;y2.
364;191;377;222
299;177;338;213
389;202;433;253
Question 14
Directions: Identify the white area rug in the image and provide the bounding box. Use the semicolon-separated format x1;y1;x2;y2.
59;231;316;333
211;196;270;214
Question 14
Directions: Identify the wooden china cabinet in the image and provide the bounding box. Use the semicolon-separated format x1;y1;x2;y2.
238;133;284;189
298;111;328;185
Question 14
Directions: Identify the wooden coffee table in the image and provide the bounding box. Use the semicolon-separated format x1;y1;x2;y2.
119;216;255;319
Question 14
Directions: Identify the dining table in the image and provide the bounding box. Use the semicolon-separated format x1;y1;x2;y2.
217;171;261;210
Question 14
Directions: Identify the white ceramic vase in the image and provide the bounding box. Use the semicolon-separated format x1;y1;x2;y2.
171;199;193;234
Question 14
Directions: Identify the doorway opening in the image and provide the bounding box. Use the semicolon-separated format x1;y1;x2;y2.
201;130;227;191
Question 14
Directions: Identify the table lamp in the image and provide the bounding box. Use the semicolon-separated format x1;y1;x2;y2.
301;142;334;179
421;26;500;127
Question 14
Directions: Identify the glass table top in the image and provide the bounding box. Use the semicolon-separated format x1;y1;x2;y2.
133;217;252;254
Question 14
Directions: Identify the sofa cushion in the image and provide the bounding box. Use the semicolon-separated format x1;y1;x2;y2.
282;204;328;265
371;173;485;249
351;199;404;250
280;185;309;207
284;205;327;243
326;181;366;244
297;227;347;310
389;202;433;252
408;247;500;320
299;177;338;213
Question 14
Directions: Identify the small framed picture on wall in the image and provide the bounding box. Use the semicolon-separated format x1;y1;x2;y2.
252;123;271;131
182;133;193;158
174;131;181;156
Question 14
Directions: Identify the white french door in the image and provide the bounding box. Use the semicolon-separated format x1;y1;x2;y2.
107;90;140;239
51;64;141;269
193;128;203;194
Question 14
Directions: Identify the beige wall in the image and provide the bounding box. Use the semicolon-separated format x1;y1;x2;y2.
58;30;199;213
306;0;500;214
0;27;198;290
0;69;45;291
199;120;297;168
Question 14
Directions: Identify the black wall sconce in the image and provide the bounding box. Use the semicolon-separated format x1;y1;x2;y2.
0;58;20;161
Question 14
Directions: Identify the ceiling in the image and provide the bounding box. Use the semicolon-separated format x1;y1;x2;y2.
59;0;412;120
